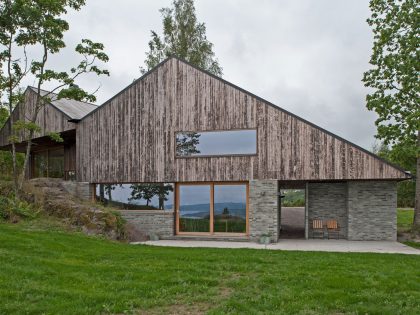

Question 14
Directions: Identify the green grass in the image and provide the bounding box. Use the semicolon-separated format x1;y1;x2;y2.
404;241;420;249
398;208;414;232
1;220;420;314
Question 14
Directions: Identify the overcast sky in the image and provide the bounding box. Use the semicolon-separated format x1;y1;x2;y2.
29;0;377;150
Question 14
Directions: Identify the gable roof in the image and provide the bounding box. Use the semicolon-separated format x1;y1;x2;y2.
29;87;98;120
79;56;410;179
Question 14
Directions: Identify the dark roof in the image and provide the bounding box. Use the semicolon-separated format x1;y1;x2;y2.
29;87;98;120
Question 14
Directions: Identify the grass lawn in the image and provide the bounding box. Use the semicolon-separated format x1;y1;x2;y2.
397;208;414;232
1;220;420;314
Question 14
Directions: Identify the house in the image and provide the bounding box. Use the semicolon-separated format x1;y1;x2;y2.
0;57;411;242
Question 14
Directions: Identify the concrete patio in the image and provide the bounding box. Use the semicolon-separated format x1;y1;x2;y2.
135;239;420;255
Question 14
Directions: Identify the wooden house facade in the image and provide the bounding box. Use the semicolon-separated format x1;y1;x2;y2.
0;57;410;241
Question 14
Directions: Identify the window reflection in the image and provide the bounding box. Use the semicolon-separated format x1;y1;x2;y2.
214;185;246;233
95;183;174;210
176;130;257;157
179;185;210;232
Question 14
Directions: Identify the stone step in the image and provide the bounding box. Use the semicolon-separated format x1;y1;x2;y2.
162;235;250;242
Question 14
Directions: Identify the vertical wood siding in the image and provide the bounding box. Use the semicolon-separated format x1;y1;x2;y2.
76;58;408;183
0;89;75;147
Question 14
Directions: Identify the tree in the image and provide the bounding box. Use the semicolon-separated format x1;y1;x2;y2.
176;132;201;156
141;0;222;76
372;140;416;207
363;0;420;228
0;0;109;199
129;184;173;209
157;184;174;210
129;184;160;207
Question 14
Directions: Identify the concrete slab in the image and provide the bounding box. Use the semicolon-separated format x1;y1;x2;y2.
134;239;420;255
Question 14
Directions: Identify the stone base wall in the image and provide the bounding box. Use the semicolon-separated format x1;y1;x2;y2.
61;181;91;201
348;181;397;241
308;182;348;239
120;210;175;239
249;180;278;242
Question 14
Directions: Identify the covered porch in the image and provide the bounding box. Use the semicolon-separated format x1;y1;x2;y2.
249;180;397;242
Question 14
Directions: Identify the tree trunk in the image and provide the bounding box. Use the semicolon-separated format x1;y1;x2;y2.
99;184;105;202
413;130;420;228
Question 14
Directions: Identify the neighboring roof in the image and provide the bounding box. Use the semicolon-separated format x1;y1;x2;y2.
29;87;98;120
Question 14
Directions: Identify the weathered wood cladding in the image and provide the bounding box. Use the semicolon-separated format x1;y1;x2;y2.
0;88;75;148
64;142;76;172
76;58;408;183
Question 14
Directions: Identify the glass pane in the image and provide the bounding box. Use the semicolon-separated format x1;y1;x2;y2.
179;185;210;232
95;183;174;210
33;151;48;178
176;130;257;157
214;185;247;233
48;148;64;178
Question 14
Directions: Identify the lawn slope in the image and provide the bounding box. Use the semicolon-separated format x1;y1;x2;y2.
0;222;419;315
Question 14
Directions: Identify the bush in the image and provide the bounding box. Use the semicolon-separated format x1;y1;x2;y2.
0;196;39;222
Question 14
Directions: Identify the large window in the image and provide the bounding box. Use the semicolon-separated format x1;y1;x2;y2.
177;182;248;235
178;185;211;232
213;184;247;233
175;129;257;157
95;183;174;211
32;148;64;178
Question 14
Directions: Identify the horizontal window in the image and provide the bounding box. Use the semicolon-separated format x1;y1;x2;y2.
175;129;257;157
95;183;174;211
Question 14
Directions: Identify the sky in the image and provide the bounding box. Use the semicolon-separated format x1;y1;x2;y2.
23;0;378;150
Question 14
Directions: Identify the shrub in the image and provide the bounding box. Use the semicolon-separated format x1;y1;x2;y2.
0;196;39;222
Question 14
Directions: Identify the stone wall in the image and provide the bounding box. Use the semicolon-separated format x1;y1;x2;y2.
62;181;92;201
308;182;348;239
347;181;397;241
119;210;175;239
249;180;279;242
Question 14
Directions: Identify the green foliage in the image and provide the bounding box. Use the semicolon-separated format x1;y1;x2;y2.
47;131;64;143
141;0;222;76
397;208;414;232
0;181;38;221
373;141;416;207
363;1;419;224
363;0;419;148
128;183;173;208
1;223;420;314
281;189;305;207
0;0;109;194
0;107;24;180
0;196;38;221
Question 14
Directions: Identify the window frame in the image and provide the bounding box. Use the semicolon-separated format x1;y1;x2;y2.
175;181;249;236
174;128;258;159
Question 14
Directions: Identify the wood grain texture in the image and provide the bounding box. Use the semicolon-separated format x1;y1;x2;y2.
72;58;408;183
0;88;75;147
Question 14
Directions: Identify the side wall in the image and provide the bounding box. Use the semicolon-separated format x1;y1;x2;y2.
249;180;278;242
347;181;397;241
119;210;175;239
308;182;348;239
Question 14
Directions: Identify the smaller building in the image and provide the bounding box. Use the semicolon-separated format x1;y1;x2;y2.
0;57;411;242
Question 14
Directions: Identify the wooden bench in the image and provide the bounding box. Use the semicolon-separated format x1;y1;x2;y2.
326;219;340;239
312;219;324;239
